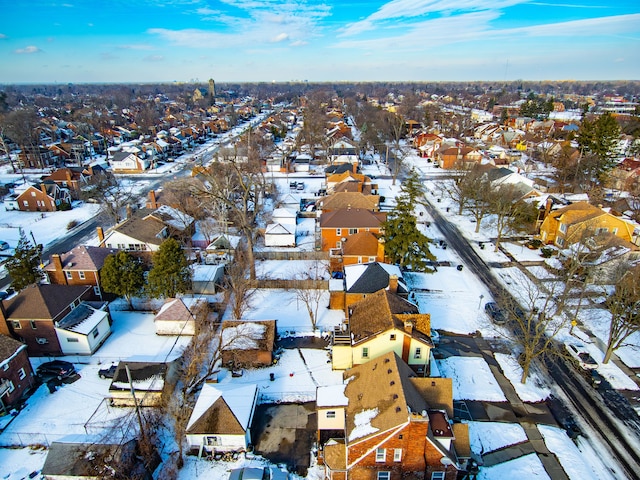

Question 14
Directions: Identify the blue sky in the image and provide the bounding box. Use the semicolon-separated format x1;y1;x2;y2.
1;0;639;84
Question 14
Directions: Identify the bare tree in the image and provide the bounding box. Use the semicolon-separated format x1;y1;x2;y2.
289;261;328;331
223;248;257;320
82;172;137;224
191;154;266;279
602;267;640;364
488;185;538;252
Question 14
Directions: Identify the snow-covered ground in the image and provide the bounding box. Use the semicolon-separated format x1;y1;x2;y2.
0;148;637;479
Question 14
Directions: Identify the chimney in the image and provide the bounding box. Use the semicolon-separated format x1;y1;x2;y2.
40;183;48;197
149;190;157;209
52;254;63;273
0;301;10;336
545;197;552;217
352;162;357;174
96;227;104;244
404;320;413;334
126;205;132;219
389;274;398;294
66;169;72;182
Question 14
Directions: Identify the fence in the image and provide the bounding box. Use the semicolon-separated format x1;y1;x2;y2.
254;251;328;261
249;279;327;289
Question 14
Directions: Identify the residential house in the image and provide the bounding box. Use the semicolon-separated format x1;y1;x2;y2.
437;147;482;170
186;382;258;456
203;234;241;263
42;168;88;200
0;284;96;356
608;158;640;192
328;138;359;168
221;320;277;369
326;171;375;195
154;296;208;335
54;303;112;355
317;192;380;215
539;201;636;248
0;334;36;411
329;232;386;274
191;264;225;295
329;263;408;311
109;151;150;173
332;289;433;372
108;361;168;407
413;133;444;159
99;205;194;253
44;245;120;300
320;208;386;252
318;351;470;480
15;183;72;212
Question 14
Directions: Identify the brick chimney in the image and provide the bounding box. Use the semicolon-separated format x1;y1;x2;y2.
40;183;48;197
96;227;104;244
404;320;413;334
52;254;63;273
148;190;157;209
389;274;398;294
126;205;132;219
66;169;72;182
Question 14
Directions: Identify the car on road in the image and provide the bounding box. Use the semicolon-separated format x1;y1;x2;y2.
0;240;9;250
98;364;118;379
484;302;507;324
565;342;599;370
36;360;77;381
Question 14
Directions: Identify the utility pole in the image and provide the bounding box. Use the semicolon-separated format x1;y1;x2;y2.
125;364;147;446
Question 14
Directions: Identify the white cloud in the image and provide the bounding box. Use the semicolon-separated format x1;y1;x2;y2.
14;46;41;54
271;33;289;43
0;33;7;39
117;44;154;50
144;55;164;62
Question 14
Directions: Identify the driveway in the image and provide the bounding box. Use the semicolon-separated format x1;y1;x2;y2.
251;402;317;477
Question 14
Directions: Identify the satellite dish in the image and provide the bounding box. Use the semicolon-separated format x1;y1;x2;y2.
440;457;453;466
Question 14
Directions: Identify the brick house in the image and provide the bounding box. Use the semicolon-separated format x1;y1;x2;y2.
0;284;95;356
331;289;433;372
317;351;470;480
44;245;119;300
221;320;277;369
320;208;386;252
329;263;408;311
329;232;386;274
15;183;72;212
42;168;88;200
0;334;36;411
437;147;482;170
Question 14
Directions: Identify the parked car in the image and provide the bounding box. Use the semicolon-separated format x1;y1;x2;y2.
565;342;598;370
0;240;9;250
484;302;507;324
98;364;118;379
36;360;77;381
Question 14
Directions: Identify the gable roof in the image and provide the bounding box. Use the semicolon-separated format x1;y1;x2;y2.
110;361;167;392
343;352;429;442
56;303;108;335
221;320;276;352
3;284;92;320
341;231;381;257
106;215;166;246
348;290;430;345
143;205;194;231
320;192;379;212
186;383;257;435
265;223;295;235
155;297;207;322
0;334;26;365
44;245;119;272
344;262;405;294
320;209;386;229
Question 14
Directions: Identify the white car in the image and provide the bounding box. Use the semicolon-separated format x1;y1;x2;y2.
565;342;598;370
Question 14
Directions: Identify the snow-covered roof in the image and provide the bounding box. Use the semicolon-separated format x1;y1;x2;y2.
317;384;348;407
187;382;257;431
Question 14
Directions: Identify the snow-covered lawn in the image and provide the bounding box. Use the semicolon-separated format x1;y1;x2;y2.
477;453;550;480
437;357;506;402
494;353;551;402
538;425;603;480
466;421;528;454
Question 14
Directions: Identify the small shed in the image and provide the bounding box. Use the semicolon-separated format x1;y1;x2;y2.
154;296;208;335
221;319;277;368
108;361;168;407
264;223;296;247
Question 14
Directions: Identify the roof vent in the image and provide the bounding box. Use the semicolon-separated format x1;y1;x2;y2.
390;381;395;386
387;369;392;374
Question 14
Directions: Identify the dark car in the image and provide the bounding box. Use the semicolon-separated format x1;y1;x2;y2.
36;360;77;381
484;302;507;324
98;364;117;379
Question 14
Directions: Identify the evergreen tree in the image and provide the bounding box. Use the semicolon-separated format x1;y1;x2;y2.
5;228;43;291
382;192;435;272
577;112;621;181
146;238;192;298
101;251;145;309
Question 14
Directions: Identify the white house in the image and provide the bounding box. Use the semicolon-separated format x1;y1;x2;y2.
272;208;297;226
186;383;258;456
108;151;150;173
154;296;208;335
55;303;111;355
264;223;296;247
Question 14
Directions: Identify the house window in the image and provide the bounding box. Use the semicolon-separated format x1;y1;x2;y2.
30;320;37;330
377;472;390;480
559;223;567;233
431;472;446;480
23;201;28;207
31;192;36;197
390;334;396;341
336;228;342;236
556;237;565;247
79;271;86;280
326;411;336;418
6;381;15;394
67;338;79;343
206;436;219;446
375;448;385;462
18;368;26;380
394;448;402;461
92;328;100;339
369;257;376;262
349;228;358;235
362;347;369;358
336;241;342;249
612;227;618;235
65;271;73;280
358;257;363;264
94;286;101;296
9;321;21;330
2;363;8;371
595;227;608;234
414;348;422;359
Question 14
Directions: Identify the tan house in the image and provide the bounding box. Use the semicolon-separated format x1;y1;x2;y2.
539;201;636;248
437;146;482;170
318;351;470;480
318;192;380;214
332;289;433;372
